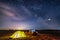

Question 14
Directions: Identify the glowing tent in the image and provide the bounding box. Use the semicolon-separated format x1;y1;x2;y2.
10;31;26;38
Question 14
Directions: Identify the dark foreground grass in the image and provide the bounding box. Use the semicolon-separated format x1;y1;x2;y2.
0;30;60;40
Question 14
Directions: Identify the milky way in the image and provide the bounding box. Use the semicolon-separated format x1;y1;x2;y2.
0;0;60;30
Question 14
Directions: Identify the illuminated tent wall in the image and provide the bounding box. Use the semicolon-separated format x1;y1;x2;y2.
10;31;26;38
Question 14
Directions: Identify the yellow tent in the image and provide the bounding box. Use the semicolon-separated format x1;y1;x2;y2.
10;31;26;38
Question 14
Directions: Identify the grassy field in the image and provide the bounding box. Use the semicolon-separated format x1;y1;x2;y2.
0;30;60;40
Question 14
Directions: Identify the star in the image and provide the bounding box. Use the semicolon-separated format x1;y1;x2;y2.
48;18;51;21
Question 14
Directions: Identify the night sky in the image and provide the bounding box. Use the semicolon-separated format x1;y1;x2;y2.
0;0;60;30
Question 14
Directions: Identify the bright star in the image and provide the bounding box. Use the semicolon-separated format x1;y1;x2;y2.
48;18;51;21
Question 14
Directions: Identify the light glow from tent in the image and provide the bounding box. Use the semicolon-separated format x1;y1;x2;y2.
10;31;26;38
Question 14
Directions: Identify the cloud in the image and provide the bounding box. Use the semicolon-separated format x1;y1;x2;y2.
0;1;60;30
0;3;27;21
21;6;32;17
